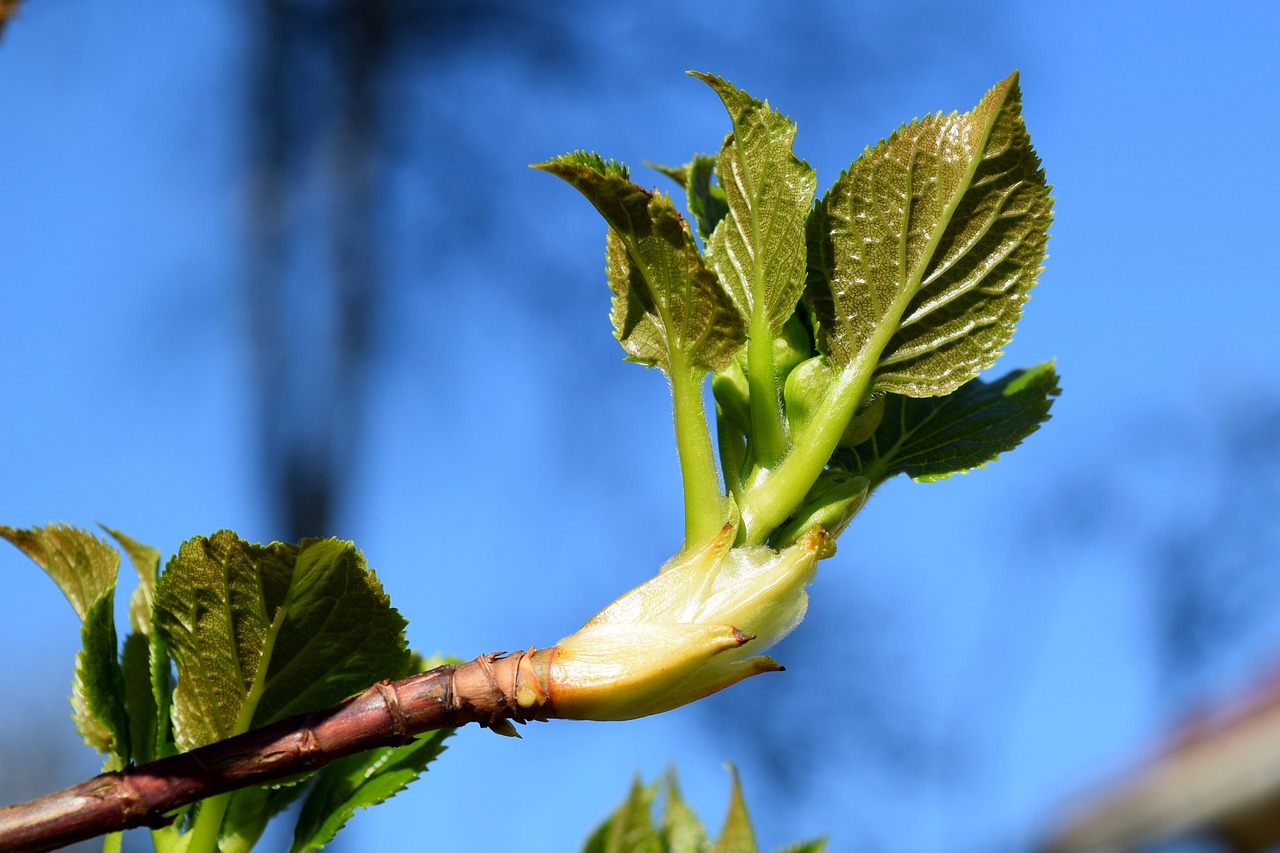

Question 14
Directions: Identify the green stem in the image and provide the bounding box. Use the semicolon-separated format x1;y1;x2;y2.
184;794;232;853
716;415;746;502
746;310;785;467
102;831;122;853
739;358;871;544
670;357;726;546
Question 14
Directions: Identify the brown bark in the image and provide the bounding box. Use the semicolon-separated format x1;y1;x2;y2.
0;649;556;853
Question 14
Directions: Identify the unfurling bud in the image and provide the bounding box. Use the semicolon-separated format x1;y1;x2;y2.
711;357;751;436
769;470;869;557
543;524;827;721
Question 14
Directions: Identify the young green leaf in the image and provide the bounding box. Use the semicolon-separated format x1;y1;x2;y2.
121;633;159;766
154;532;412;752
1;525;131;767
661;771;708;853
289;728;452;852
693;72;815;334
585;769;821;853
102;525;161;636
582;776;663;853
770;842;827;853
714;766;757;853
535;151;745;374
694;72;816;464
651;154;731;243
833;361;1059;485
0;523;120;620
806;71;1051;397
73;591;130;768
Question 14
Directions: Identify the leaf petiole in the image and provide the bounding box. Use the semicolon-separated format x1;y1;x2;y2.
739;359;871;544
669;355;727;547
746;310;786;468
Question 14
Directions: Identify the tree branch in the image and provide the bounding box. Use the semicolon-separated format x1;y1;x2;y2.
0;649;556;853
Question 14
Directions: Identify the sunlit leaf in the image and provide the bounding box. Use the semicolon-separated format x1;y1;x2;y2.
1;524;129;767
833;361;1059;485
661;771;708;853
806;71;1051;396
72;591;129;768
1;523;119;619
651;155;730;242
102;525;161;636
154;532;411;751
713;766;757;853
535;152;745;373
583;776;663;853
694;72;816;334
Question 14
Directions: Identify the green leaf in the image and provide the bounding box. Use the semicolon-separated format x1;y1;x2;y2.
661;771;708;853
73;591;130;768
289;729;452;852
1;523;119;619
102;526;162;636
583;776;663;853
770;841;827;853
535;151;745;373
121;632;158;765
713;767;757;853
805;71;1051;397
685;156;730;243
154;532;412;751
223;780;315;853
833;361;1059;485
693;72;816;334
650;155;730;242
0;525;130;767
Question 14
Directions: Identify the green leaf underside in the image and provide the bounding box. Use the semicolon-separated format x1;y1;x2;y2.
102;525;162;636
74;591;130;766
806;71;1051;397
695;71;816;334
535;152;745;373
290;729;452;852
155;532;411;751
833;361;1059;484
0;524;120;620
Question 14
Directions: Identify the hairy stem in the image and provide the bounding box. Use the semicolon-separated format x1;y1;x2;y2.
739;359;870;543
746;311;785;467
0;651;557;853
669;357;725;546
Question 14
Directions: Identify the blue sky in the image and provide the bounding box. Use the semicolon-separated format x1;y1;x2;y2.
2;2;1279;851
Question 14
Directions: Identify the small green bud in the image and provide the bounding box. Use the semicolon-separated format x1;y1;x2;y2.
783;354;833;437
712;357;752;436
772;313;813;385
770;470;870;556
840;392;886;448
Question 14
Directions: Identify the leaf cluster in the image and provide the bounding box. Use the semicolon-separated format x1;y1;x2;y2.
585;768;824;853
0;524;451;853
537;71;1058;552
